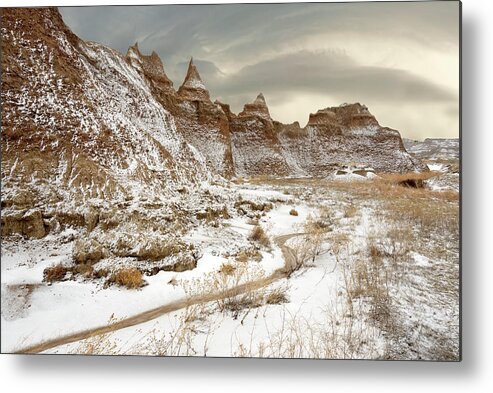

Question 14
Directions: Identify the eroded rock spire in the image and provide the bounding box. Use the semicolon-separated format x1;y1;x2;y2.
177;58;210;101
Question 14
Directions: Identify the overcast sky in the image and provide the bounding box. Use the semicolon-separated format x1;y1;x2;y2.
60;1;460;140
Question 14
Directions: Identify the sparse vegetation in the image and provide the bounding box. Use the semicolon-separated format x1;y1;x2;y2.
8;167;458;360
343;204;358;218
248;225;270;248
236;247;262;263
43;264;69;283
219;263;236;276
265;288;288;305
111;268;144;289
74;263;94;277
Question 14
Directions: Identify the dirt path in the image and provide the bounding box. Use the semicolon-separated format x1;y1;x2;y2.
17;233;303;354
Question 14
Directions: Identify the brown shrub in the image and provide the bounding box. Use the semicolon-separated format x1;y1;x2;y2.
248;225;270;248
43;264;69;283
112;268;144;289
236;248;262;263
133;240;186;261
289;208;299;216
266;288;288;305
219;263;236;276
93;268;110;279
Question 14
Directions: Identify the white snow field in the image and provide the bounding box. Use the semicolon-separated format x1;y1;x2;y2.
2;168;460;360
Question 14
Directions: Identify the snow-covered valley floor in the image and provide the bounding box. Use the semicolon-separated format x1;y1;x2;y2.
1;169;460;360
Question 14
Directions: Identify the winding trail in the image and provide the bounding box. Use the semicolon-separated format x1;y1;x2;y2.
17;233;303;354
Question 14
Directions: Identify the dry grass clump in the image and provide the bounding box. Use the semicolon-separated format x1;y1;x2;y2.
248;225;270;248
43;264;69;283
289;208;299;216
219;263;236;276
93;268;109;279
111;268;144;289
236;248;262;263
223;292;264;317
133;240;186;261
196;206;230;223
74;263;94;277
383;196;458;242
265;288;288;305
287;216;330;272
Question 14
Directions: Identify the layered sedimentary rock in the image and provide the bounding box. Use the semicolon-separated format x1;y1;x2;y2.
1;7;425;226
275;103;426;175
124;52;234;177
229;94;291;176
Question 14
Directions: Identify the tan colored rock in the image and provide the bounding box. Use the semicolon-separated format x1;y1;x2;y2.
73;238;107;265
1;209;45;239
177;58;210;101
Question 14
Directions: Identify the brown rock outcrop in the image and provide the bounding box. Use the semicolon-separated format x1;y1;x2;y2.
1;209;46;239
126;42;174;93
177;58;211;102
229;94;291;176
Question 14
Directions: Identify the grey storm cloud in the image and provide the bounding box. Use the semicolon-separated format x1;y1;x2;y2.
208;50;456;103
59;2;460;139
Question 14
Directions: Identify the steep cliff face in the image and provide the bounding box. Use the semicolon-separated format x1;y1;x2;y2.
276;103;426;175
1;7;209;213
172;60;234;178
125;52;235;178
229;94;292;176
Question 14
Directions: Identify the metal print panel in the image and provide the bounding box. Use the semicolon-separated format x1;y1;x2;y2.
0;1;461;360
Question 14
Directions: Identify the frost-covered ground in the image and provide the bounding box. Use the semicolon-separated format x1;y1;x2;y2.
1;169;459;360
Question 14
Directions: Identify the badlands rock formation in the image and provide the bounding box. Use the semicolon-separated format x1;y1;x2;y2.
1;7;425;238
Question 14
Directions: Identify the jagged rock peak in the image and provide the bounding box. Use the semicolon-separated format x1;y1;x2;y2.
307;103;379;128
239;93;271;119
126;42;174;91
177;58;210;101
254;93;266;105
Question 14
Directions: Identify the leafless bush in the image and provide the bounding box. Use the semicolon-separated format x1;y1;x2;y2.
288;216;329;271
265;288;288;305
236;247;262;263
248;225;270;248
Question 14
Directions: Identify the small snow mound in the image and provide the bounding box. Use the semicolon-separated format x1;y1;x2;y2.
330;165;378;181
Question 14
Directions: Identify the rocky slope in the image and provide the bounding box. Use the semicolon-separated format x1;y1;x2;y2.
403;138;460;162
1;7;212;238
1;7;425;239
1;8;209;202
